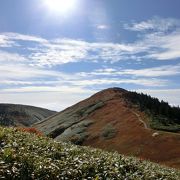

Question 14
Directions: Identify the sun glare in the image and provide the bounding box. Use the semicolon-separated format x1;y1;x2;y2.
44;0;76;14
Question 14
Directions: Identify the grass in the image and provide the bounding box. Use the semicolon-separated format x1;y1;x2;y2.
135;108;180;133
101;123;117;139
150;120;180;132
0;126;180;179
145;112;180;132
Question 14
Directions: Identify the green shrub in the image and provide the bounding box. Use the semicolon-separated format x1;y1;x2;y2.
0;126;179;179
101;123;117;139
0;130;5;141
2;148;14;163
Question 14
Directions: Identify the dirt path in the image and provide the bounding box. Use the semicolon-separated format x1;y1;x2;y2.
131;110;148;129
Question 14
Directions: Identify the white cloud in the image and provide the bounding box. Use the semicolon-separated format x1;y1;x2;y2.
0;32;147;67
96;24;109;30
82;64;180;77
0;63;168;88
30;45;88;66
0;50;27;62
124;17;180;60
1;86;94;93
0;34;15;47
125;17;180;32
29;39;137;66
145;31;180;60
0;64;60;80
119;64;180;77
70;78;168;87
1;32;48;44
1;22;180;68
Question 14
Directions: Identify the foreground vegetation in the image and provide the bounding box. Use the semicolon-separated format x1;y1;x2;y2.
0;127;180;179
125;91;180;132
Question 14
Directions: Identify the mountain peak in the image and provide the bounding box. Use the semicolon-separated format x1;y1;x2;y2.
87;87;127;103
95;87;127;95
34;88;180;169
95;87;127;94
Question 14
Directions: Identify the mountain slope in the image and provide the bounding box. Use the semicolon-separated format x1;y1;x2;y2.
0;103;56;127
0;126;180;179
34;88;180;169
124;91;180;132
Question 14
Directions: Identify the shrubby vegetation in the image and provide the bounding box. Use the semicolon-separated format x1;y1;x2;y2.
0;126;180;179
101;123;117;139
125;91;180;132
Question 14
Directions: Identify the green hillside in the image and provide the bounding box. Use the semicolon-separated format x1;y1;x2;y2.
0;126;179;180
124;91;180;132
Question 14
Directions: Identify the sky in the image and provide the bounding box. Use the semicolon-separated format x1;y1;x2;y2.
0;0;180;111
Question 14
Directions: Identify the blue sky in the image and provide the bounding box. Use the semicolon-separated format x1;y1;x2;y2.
0;0;180;110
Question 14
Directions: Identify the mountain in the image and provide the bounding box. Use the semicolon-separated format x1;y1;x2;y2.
34;88;180;169
0;103;56;127
1;126;180;179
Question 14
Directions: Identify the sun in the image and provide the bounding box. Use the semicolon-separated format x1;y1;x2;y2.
44;0;76;14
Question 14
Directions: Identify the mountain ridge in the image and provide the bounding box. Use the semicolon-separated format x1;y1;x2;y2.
34;87;180;169
0;103;57;127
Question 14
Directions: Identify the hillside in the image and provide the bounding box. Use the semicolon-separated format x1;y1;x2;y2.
34;88;180;169
0;126;179;179
0;103;56;127
124;91;180;132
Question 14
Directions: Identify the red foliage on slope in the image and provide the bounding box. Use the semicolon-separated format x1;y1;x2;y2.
17;127;44;136
81;89;180;169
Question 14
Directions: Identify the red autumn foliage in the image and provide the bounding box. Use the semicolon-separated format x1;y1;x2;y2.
16;127;44;136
